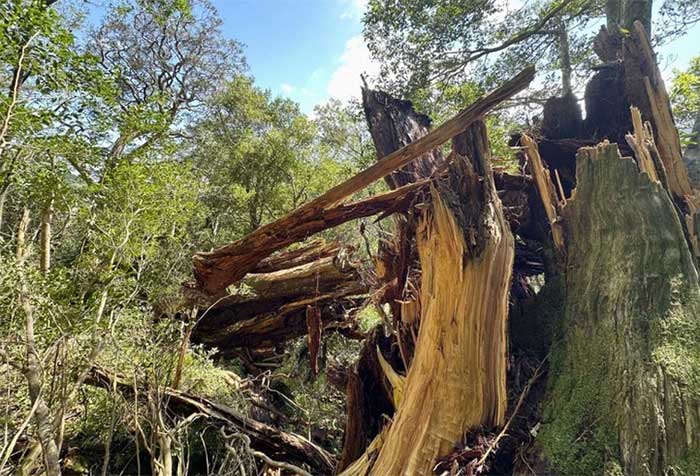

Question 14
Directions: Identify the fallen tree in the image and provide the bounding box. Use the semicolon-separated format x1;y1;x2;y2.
86;366;336;474
191;242;368;355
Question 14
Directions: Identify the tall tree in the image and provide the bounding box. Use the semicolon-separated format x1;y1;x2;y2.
86;0;245;176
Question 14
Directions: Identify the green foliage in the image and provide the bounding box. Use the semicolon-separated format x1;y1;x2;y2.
671;55;700;148
364;0;601;99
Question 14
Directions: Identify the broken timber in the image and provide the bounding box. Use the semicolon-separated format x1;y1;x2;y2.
87;366;335;474
191;243;368;353
341;121;513;476
190;66;535;296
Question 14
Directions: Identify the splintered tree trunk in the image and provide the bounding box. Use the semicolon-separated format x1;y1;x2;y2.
541;143;700;475
336;89;447;472
342;121;513;476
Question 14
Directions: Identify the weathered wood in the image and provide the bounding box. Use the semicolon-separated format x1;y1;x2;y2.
191;67;534;295
521;134;565;254
191;253;368;353
336;329;396;473
342;121;514;475
251;241;342;274
362;88;445;188
541;142;700;476
87;367;335;474
191;179;426;295
622;21;693;200
195;293;365;352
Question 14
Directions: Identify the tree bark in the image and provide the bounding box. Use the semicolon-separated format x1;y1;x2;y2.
683;112;700;187
39;198;53;274
0;182;9;236
191;245;367;354
622;0;653;34
540;142;700;475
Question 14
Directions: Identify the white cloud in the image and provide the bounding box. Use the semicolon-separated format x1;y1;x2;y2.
340;0;368;20
280;83;295;94
326;35;380;102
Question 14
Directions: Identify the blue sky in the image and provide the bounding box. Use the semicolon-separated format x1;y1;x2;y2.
211;0;374;113
82;0;700;115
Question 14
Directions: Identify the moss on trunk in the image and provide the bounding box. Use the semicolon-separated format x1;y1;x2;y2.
540;143;700;476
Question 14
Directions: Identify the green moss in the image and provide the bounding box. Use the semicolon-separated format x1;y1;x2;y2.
540;337;620;476
539;273;622;476
673;450;700;475
652;278;700;399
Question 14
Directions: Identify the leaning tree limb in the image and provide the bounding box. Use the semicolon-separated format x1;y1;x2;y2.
190;66;534;296
87;367;336;475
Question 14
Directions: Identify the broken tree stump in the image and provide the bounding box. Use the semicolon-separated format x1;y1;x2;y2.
540;142;700;476
341;120;514;475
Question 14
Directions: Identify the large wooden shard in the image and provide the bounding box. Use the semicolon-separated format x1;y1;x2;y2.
337;88;449;472
191;244;367;354
622;21;693;200
190;67;534;295
541;142;700;475
341;121;514;475
87;366;336;474
362;88;445;188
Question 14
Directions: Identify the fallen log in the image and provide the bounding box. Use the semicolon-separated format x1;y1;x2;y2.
191;245;368;354
87;366;336;474
190;67;534;295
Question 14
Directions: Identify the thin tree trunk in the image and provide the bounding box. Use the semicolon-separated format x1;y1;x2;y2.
16;208;62;476
557;21;573;96
606;0;623;29
0;183;9;237
39;198;53;274
622;0;653;34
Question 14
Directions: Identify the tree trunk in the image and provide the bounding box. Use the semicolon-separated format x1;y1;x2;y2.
529;20;700;476
0;182;9;236
557;20;573;96
606;0;652;33
16;208;62;476
341;121;513;475
622;0;653;34
39;198;53;274
539;142;700;475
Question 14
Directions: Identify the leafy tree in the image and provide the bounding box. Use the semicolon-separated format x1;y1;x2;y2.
194;76;326;242
84;0;246;176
